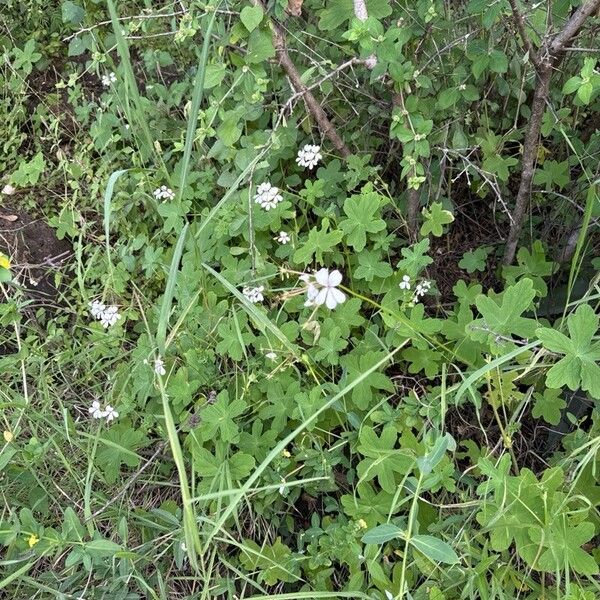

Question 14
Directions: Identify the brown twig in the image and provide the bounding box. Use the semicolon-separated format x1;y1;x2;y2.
253;0;351;158
507;0;540;67
503;0;600;264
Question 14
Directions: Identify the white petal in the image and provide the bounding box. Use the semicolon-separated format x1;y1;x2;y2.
315;268;330;287
330;288;346;305
325;290;338;309
314;288;328;306
328;270;343;287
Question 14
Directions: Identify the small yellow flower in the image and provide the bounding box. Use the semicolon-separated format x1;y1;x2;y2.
27;533;39;548
0;254;10;270
282;449;291;458
357;518;368;529
3;430;13;443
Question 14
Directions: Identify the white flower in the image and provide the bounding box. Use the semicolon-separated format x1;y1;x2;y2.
101;72;117;87
296;144;322;170
243;285;264;303
154;357;166;376
99;305;121;328
385;592;394;600
312;268;346;310
412;280;432;303
104;405;119;423
399;275;411;290
275;231;291;244
89;299;106;319
153;185;175;201
253;182;283;210
265;351;277;361
1;184;16;195
88;400;105;419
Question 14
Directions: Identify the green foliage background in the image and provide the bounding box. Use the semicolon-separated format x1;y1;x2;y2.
0;1;599;598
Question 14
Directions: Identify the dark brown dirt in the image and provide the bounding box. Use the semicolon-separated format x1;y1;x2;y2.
0;200;71;305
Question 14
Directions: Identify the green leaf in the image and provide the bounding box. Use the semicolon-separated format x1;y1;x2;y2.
199;391;246;443
532;388;566;426
469;278;538;353
361;523;403;544
410;535;459;564
437;87;459;109
577;82;593;105
217;112;242;147
340;350;395;410
96;425;148;484
247;26;275;63
420;202;454;237
355;250;393;281
397;238;433;275
537;304;600;399
533;160;570;191
62;1;85;24
240;5;263;32
488;50;508;73
459;247;490;273
10;152;46;186
85;539;123;556
293;218;343;265
356;425;414;493
563;76;582;95
339;184;387;251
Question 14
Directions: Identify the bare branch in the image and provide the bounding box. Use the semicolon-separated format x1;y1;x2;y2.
507;0;540;67
503;0;600;264
253;0;351;158
550;0;600;55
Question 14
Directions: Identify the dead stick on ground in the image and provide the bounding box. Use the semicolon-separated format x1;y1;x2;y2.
253;0;352;158
503;0;600;265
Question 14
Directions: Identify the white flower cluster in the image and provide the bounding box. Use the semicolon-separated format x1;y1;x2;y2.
89;300;121;328
88;400;119;423
153;185;175;201
101;72;117;87
243;286;264;303
398;276;432;303
413;280;431;303
296;144;322;170
253;183;283;211
303;268;346;310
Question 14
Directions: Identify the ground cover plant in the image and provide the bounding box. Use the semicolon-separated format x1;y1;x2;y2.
1;0;600;598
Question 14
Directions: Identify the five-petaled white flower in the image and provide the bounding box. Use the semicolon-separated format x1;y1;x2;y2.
243;285;264;303
154;357;166;376
101;72;117;87
88;400;105;419
89;299;106;319
399;275;411;290
310;268;346;310
253;182;283;210
100;305;121;328
296;144;322;170
104;405;119;423
275;231;291;244
153;185;175;201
